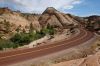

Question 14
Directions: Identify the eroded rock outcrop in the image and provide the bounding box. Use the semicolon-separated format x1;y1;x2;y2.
39;7;78;28
52;51;100;66
0;7;41;34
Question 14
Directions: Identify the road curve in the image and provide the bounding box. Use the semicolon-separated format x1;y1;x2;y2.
0;29;94;66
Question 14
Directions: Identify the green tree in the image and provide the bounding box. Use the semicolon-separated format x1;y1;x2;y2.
0;39;16;50
29;23;34;33
4;20;11;33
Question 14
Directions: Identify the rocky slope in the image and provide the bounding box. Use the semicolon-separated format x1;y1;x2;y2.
21;13;41;31
52;51;100;66
73;15;100;31
0;7;79;39
1;7;99;38
0;7;41;34
0;7;79;32
39;7;78;28
84;15;100;31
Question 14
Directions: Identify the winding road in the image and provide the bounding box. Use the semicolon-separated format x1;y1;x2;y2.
0;29;94;66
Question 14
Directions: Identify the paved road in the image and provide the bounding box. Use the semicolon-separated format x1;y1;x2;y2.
0;29;94;66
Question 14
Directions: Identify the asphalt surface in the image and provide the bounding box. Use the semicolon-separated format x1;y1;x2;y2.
0;29;94;66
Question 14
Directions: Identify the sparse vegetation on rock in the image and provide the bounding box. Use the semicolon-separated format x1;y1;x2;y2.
0;24;56;50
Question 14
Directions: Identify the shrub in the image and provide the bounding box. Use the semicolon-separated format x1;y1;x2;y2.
10;25;55;48
11;33;32;46
0;39;16;50
10;31;45;46
42;25;55;35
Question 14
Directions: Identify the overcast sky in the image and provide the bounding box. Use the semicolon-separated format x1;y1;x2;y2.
0;0;100;16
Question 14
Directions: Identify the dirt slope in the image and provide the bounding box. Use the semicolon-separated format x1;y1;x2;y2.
52;51;100;66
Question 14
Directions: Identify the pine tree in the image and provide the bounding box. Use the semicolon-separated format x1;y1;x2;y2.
29;22;34;33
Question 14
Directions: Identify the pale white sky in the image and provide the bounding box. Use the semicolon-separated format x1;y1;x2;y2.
0;0;81;13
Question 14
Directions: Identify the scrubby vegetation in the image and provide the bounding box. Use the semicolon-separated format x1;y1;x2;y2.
10;31;45;46
11;24;55;46
42;24;55;35
0;39;17;50
0;24;55;50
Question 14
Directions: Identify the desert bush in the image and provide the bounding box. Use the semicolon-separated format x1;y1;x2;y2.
11;24;55;45
10;31;45;46
0;39;17;50
11;33;33;46
42;24;55;35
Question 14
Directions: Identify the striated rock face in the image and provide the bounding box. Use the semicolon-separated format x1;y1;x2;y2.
86;16;100;31
21;13;41;31
0;7;79;34
52;51;100;66
72;15;100;31
0;7;80;36
0;7;41;34
39;7;78;28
